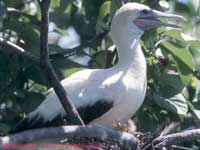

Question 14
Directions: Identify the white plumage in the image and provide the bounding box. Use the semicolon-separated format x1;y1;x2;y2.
16;3;185;131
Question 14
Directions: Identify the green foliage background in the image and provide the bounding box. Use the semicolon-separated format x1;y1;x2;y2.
0;0;200;135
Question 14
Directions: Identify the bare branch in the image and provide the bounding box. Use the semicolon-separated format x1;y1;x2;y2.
160;122;180;136
153;129;200;149
0;125;139;149
0;37;39;64
38;0;84;125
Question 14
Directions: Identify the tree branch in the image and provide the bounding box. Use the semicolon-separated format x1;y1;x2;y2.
160;122;180;136
0;29;108;64
0;125;139;149
38;0;84;125
153;129;200;149
0;37;39;64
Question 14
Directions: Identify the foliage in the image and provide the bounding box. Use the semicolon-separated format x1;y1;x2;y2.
0;0;200;137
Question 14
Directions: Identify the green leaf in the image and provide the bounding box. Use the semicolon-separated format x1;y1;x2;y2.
98;1;111;21
187;40;200;48
154;74;188;116
25;57;84;86
96;1;111;33
7;10;40;25
55;28;68;35
157;74;185;97
188;101;200;120
20;92;45;113
49;45;67;55
89;50;113;68
164;29;185;42
180;33;200;48
0;123;11;134
170;55;193;86
154;93;188;116
50;0;60;8
24;65;49;86
189;48;200;68
164;30;200;48
52;57;85;79
160;41;195;85
4;21;40;56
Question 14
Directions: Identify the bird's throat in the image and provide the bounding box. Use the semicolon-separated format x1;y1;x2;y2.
115;37;146;72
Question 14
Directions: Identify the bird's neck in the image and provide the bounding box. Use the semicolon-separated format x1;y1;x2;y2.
114;35;146;74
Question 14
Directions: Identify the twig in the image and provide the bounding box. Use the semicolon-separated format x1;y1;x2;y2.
50;29;109;58
0;37;39;64
153;129;200;149
192;0;200;36
38;0;84;125
160;122;180;136
0;125;139;149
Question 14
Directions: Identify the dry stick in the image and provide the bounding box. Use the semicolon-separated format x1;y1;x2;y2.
153;129;200;149
0;125;139;149
38;0;84;125
160;122;180;137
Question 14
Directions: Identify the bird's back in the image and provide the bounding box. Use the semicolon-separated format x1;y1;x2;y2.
14;68;125;131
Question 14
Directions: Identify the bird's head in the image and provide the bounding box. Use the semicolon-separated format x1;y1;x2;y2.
111;3;185;40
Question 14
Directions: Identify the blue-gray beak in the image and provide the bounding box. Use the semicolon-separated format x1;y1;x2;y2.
134;9;186;30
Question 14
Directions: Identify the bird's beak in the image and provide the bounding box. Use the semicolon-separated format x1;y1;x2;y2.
134;9;186;30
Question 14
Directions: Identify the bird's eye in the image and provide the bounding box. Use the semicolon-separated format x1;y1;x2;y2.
142;9;148;14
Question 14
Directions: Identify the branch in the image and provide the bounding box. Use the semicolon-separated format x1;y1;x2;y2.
58;29;109;57
160;122;180;136
0;37;39;64
0;29;108;65
0;125;139;149
153;129;200;149
38;0;84;125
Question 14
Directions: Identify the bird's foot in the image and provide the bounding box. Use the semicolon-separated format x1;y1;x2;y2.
112;120;132;133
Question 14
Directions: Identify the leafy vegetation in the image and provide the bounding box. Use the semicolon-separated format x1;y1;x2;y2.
0;0;200;139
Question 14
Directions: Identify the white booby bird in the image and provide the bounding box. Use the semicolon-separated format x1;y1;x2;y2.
15;3;185;131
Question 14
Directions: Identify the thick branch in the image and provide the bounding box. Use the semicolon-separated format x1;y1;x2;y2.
153;129;200;149
0;38;39;64
38;0;84;125
0;125;139;149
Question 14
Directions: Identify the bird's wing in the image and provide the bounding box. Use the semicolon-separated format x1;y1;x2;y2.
14;69;115;132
